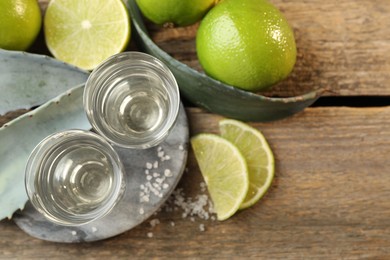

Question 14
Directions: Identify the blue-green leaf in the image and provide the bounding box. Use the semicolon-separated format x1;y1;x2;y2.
0;49;88;115
0;85;90;220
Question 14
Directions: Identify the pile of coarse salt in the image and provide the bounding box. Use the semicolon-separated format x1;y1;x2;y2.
139;145;216;238
164;183;215;221
138;146;175;215
146;181;216;238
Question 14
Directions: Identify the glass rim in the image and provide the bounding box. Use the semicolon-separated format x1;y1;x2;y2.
25;129;125;226
83;51;180;149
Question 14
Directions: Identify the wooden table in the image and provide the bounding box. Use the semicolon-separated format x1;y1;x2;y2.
1;0;389;258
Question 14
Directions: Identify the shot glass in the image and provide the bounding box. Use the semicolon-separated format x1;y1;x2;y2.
25;130;125;226
83;51;180;149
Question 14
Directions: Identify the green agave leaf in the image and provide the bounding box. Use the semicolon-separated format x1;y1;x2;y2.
0;49;89;115
127;0;324;121
0;84;91;220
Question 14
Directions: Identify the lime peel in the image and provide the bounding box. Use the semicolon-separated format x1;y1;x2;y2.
135;0;216;27
191;133;249;221
196;0;296;91
191;119;275;221
219;119;274;209
0;0;42;51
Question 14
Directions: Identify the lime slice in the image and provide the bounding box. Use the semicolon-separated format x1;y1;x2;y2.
44;0;130;70
191;133;249;221
219;119;274;209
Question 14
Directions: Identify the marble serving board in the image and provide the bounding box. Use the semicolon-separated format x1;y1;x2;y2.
13;105;189;243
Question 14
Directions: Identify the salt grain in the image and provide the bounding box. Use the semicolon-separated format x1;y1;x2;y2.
71;231;77;236
150;218;160;227
147;232;153;238
141;195;150;202
139;208;145;215
179;144;184;150
156;178;164;184
200;182;207;193
146;162;153;169
164;169;172;177
199;224;205;232
91;227;98;233
153;161;159;169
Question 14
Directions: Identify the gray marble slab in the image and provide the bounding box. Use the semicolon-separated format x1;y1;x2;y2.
13;105;189;243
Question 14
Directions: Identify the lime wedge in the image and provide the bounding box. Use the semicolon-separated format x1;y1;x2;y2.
191;133;249;221
219;119;274;209
44;0;130;70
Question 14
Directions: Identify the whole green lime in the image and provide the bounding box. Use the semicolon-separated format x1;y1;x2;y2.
0;0;42;51
136;0;216;27
196;0;297;92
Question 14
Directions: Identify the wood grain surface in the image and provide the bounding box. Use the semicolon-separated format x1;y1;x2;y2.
1;107;390;258
148;0;390;97
33;0;390;97
1;0;390;259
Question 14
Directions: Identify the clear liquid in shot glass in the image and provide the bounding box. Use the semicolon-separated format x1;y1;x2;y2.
25;130;125;226
104;69;170;139
84;52;180;149
43;146;115;214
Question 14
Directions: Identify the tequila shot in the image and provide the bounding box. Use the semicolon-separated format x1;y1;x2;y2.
84;52;180;149
25;130;125;226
